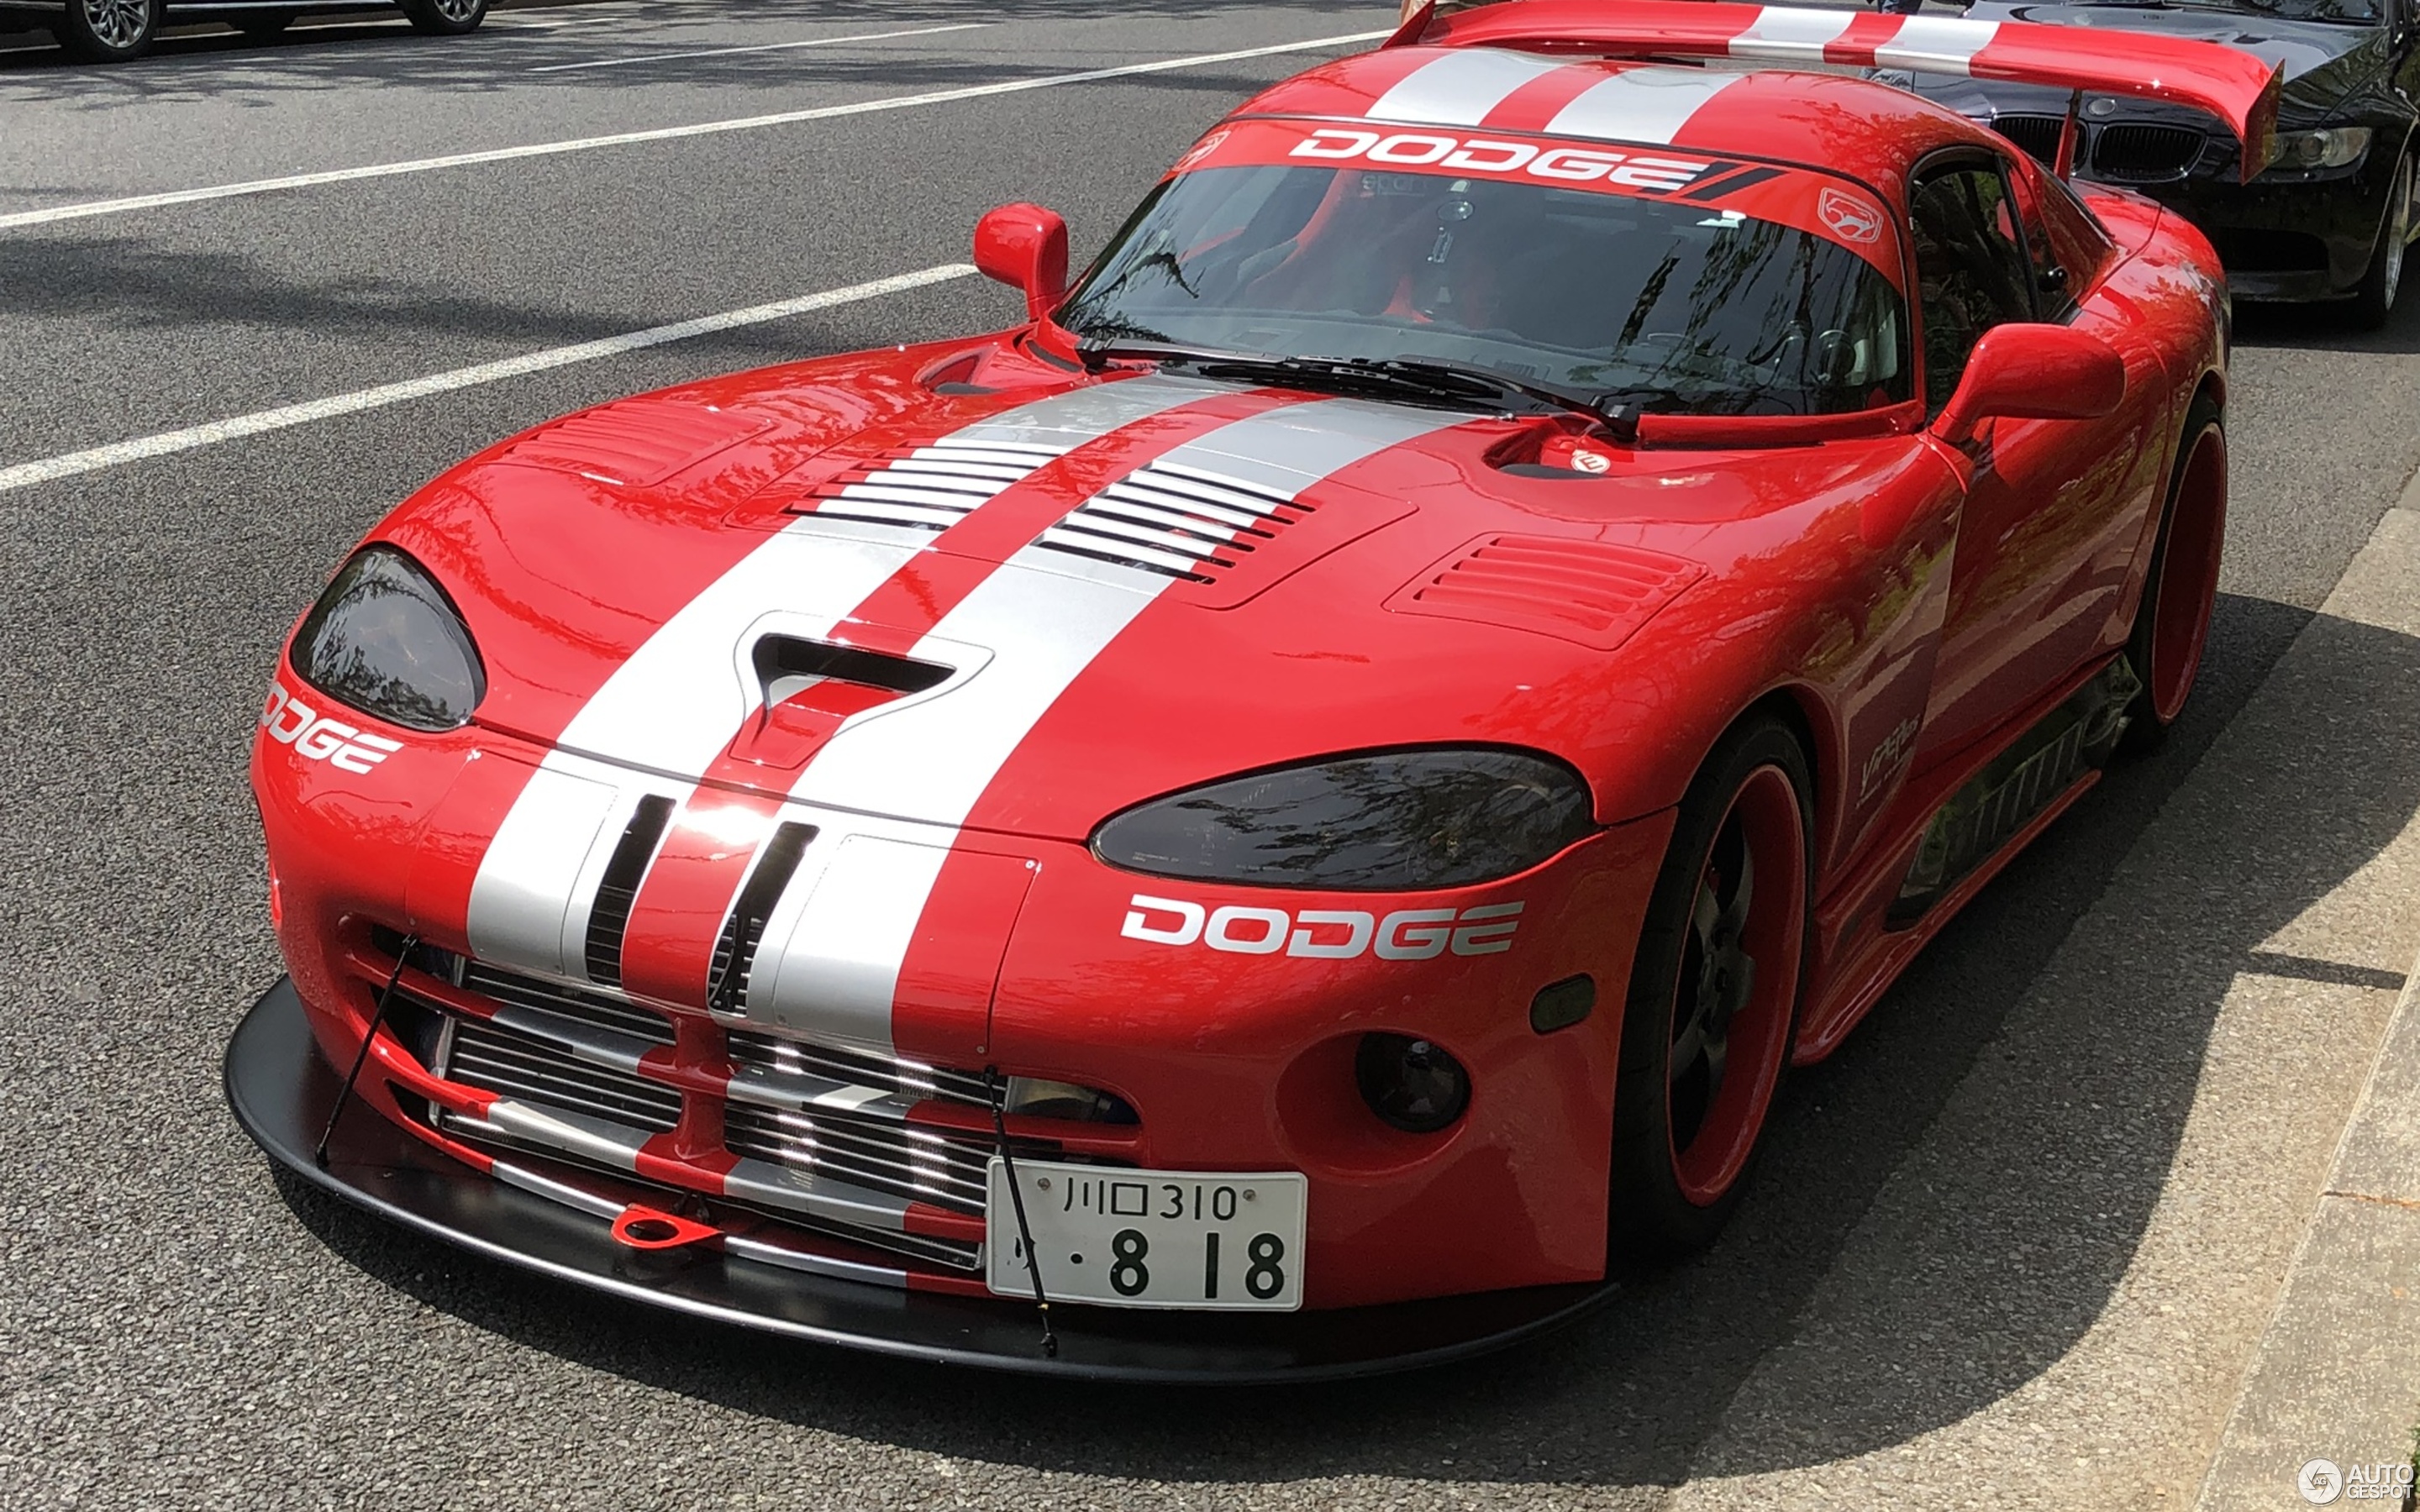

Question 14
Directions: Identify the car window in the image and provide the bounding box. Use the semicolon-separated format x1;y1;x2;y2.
2001;167;2074;320
1909;164;2038;417
1057;159;1912;418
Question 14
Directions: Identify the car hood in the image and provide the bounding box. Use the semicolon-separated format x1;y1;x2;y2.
373;344;1929;836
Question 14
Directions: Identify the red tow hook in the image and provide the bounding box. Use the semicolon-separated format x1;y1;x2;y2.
609;1203;719;1252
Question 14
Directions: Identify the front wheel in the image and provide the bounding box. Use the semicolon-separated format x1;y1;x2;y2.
1607;715;1812;1259
55;0;160;61
2348;151;2412;331
400;0;487;35
2119;394;2227;754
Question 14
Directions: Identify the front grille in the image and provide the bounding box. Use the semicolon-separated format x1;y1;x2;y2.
461;960;674;1044
725;1026;997;1109
2211;227;2331;273
724;1103;1011;1215
1992;114;2065;165
796;440;1060;530
1035;461;1305;581
2091;124;2204;181
447;1018;681;1131
383;950;1144;1278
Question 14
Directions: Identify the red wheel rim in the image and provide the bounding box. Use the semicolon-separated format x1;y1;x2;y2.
1665;764;1807;1205
2149;426;2227;724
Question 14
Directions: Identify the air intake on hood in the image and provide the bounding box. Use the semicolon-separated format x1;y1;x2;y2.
1386;535;1704;651
1034;461;1304;581
795;440;1062;531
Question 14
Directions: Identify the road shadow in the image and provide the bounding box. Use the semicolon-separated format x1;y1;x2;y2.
266;587;2420;1488
2235;288;2420;358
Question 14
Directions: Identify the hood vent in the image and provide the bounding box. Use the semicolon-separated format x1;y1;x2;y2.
1034;461;1305;582
503;401;771;488
1386;535;1703;651
795;440;1061;532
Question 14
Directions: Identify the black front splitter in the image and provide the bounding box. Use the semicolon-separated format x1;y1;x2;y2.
224;979;1618;1383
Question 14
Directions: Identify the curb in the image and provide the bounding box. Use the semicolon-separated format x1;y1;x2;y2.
2196;504;2420;1512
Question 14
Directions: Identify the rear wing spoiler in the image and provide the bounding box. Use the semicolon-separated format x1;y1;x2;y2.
1386;0;2281;181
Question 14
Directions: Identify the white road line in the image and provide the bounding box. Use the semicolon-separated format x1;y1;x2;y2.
0;29;1389;232
529;22;984;73
0;263;976;495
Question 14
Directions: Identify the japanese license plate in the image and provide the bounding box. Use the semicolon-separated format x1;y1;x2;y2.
985;1158;1307;1310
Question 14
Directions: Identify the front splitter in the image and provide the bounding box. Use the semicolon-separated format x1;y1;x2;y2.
224;979;1618;1383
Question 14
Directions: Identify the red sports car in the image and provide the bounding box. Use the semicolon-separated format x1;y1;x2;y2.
228;1;2267;1378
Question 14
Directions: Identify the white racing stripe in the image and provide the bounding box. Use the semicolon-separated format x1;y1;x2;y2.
1728;8;1857;60
1872;14;2000;76
528;23;986;75
0;29;1391;233
1544;67;1744;145
752;399;1462;1052
1364;48;1570;127
465;375;1213;985
0;264;978;496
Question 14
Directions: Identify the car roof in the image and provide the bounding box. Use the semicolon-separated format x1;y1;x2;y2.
1231;46;2007;202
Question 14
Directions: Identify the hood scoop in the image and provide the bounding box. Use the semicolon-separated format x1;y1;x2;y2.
1386;535;1703;651
1033;460;1306;583
791;439;1063;532
726;636;956;772
502;401;771;488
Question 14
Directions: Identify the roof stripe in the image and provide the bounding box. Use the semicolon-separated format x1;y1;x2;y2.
1365;48;1572;127
1544;67;1744;146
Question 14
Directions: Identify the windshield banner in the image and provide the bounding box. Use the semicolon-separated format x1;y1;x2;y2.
1169;118;1904;281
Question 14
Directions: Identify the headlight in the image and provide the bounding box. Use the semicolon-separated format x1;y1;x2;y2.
2265;127;2372;174
290;545;485;732
1092;747;1595;890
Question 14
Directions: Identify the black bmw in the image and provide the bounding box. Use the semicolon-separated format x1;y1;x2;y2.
1906;0;2418;325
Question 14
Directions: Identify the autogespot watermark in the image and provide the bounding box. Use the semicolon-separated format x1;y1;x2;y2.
2297;1457;2416;1504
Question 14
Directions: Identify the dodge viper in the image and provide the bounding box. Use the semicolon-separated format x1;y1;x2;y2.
1902;0;2418;323
228;0;2260;1379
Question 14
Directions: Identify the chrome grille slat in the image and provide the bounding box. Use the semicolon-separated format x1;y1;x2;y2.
460;964;674;1044
725;1027;995;1108
447;1021;680;1131
723;1105;1028;1215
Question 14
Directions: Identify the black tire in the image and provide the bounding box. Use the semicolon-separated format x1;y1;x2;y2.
230;10;297;37
1608;713;1813;1260
2348;150;2412;332
400;0;487;35
54;0;160;61
2118;391;2227;756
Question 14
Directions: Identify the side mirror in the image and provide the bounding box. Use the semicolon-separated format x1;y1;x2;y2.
973;202;1069;323
1933;324;2126;445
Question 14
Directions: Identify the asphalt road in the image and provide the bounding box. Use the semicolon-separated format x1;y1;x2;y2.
3;4;2418;1506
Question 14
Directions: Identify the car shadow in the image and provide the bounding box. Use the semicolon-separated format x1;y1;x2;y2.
268;585;2420;1488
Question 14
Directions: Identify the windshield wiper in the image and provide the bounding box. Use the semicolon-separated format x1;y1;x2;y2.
1077;339;1632;426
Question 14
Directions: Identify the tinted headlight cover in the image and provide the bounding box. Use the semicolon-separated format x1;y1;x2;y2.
291;545;486;732
1092;748;1597;890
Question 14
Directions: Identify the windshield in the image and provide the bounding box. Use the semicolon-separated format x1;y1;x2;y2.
1056;124;1912;418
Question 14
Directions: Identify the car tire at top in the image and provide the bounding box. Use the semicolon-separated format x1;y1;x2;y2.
1607;712;1813;1260
400;0;487;36
54;0;160;60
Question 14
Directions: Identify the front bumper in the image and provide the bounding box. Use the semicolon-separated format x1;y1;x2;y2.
227;977;1616;1382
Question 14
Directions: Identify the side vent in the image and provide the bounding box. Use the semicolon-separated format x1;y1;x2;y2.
709;822;818;1016
1385;536;1703;651
792;441;1060;531
584;795;676;987
502;402;771;488
1034;461;1305;581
